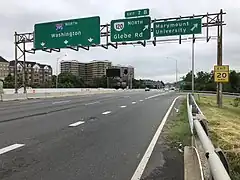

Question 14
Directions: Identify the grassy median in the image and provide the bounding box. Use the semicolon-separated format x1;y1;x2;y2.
196;95;240;179
168;98;191;147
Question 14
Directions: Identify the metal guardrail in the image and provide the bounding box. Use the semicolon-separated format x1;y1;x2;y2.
182;90;240;97
187;93;231;180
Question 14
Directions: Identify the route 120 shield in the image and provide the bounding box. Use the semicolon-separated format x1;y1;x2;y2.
114;22;125;31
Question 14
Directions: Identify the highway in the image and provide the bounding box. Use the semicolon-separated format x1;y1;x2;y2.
0;90;178;180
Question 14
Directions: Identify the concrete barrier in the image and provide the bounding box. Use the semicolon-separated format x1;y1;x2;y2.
1;88;156;102
1;93;27;101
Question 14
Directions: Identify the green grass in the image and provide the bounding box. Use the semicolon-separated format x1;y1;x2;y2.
197;95;240;180
168;99;191;147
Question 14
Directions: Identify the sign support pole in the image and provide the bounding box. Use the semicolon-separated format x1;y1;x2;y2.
23;41;27;94
217;9;223;108
107;77;109;88
191;35;195;94
14;32;18;94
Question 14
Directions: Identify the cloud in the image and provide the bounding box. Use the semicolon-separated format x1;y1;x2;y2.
0;0;240;82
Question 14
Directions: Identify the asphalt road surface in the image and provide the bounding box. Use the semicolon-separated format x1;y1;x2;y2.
0;90;178;180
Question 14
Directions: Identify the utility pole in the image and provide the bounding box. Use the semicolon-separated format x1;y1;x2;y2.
217;9;223;108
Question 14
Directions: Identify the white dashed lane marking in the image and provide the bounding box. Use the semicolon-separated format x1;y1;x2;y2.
132;102;136;104
69;121;85;127
52;100;71;105
102;111;111;115
85;101;100;106
0;144;25;155
120;105;127;108
139;100;143;102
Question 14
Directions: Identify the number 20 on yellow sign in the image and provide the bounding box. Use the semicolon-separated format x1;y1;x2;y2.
214;65;229;83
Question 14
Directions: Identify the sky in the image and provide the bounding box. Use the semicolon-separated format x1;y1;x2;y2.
0;0;239;82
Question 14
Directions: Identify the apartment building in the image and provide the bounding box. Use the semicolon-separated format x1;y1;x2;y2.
61;60;112;85
60;60;79;76
9;60;52;87
0;56;9;80
86;60;112;84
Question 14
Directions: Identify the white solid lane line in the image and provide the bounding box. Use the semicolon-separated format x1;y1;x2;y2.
145;92;168;100
69;121;85;127
52;100;71;104
131;96;180;180
102;111;111;115
85;101;100;106
132;102;136;104
120;105;127;108
0;144;25;155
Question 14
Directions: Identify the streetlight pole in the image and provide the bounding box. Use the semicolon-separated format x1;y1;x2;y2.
56;54;67;88
166;57;178;87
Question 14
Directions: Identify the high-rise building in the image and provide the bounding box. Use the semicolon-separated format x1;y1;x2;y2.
9;60;52;87
60;60;112;85
0;56;9;80
60;60;79;76
86;60;112;84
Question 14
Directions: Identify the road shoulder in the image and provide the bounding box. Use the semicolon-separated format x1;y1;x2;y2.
141;96;190;180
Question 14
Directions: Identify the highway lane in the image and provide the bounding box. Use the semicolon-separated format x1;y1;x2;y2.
0;90;162;122
0;90;168;146
0;90;177;180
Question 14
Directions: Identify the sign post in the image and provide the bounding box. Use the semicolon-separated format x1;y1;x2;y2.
34;16;101;49
153;18;202;37
110;17;151;42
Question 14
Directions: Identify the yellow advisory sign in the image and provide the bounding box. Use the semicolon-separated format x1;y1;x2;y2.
214;65;229;83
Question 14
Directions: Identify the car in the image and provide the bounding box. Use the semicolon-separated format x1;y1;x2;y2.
145;87;150;91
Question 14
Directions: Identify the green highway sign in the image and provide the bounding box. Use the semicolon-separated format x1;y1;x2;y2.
153;18;202;37
34;16;100;49
110;17;151;42
125;8;149;18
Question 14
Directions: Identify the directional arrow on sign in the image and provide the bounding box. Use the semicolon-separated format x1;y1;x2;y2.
40;42;45;46
88;38;93;42
143;25;149;31
191;23;198;31
64;40;68;44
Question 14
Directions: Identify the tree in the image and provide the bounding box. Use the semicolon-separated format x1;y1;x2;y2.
182;70;240;92
229;70;240;92
3;74;15;88
57;72;85;88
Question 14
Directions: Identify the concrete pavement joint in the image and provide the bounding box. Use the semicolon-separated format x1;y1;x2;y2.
130;96;180;180
0;143;25;155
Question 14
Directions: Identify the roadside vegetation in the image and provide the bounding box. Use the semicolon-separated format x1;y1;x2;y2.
167;98;191;147
197;95;240;179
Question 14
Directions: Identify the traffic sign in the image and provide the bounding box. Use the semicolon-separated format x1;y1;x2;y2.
153;18;202;37
34;16;100;49
214;65;229;83
125;9;149;18
110;17;151;42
